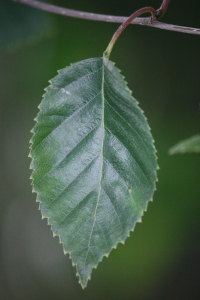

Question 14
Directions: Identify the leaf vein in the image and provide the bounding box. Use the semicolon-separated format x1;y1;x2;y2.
66;217;93;248
103;81;150;154
83;61;105;272
51;65;103;92
32;91;102;154
103;158;136;209
104;97;149;154
57;185;99;227
35;122;101;185
101;188;123;233
47;153;101;206
96;220;109;249
105;127;151;187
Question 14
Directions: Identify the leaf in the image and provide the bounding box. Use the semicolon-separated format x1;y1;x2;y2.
30;56;158;288
0;0;53;51
169;134;200;155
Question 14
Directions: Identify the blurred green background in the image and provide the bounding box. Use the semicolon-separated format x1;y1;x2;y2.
0;0;200;299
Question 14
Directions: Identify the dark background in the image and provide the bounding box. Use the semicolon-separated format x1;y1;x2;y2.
0;0;200;299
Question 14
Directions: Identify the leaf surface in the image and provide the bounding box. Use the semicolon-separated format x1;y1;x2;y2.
30;56;157;287
169;134;200;154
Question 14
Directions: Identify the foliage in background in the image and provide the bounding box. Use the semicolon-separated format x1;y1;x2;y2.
0;0;53;51
169;134;200;154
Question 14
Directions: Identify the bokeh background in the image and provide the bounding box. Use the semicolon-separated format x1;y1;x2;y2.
0;0;200;299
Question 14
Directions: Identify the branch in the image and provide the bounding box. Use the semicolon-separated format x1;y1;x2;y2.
13;0;200;36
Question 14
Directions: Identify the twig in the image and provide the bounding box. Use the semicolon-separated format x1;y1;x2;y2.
13;0;200;35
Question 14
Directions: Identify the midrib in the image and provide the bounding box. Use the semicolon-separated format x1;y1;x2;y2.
84;58;105;267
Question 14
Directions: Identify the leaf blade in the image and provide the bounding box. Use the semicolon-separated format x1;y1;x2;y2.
169;134;200;155
30;56;158;287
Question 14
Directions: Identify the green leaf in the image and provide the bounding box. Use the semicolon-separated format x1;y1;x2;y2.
169;134;200;155
30;56;158;288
